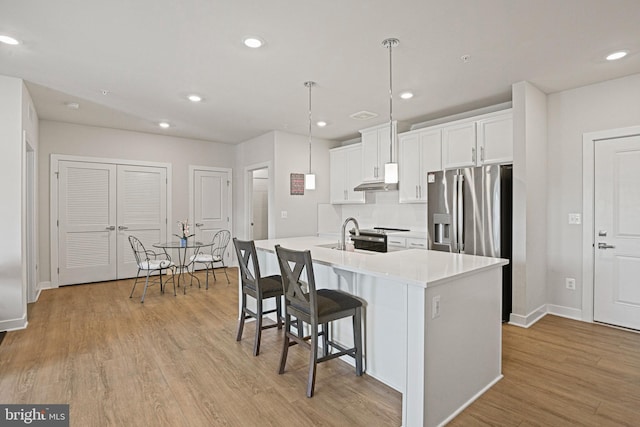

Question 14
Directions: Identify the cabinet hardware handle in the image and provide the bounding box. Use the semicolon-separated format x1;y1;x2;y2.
480;146;485;162
472;147;476;163
416;185;418;198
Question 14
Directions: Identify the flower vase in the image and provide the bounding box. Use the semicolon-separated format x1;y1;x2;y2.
180;237;187;247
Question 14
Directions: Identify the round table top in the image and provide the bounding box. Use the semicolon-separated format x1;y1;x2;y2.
153;240;211;249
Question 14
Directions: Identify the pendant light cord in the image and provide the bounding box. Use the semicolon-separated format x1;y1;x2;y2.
304;81;315;175
383;38;399;163
308;82;312;174
388;40;393;163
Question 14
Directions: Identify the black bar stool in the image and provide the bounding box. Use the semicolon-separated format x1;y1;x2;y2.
275;244;363;397
233;238;283;356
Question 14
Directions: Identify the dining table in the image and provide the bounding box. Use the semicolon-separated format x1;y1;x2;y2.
152;240;212;293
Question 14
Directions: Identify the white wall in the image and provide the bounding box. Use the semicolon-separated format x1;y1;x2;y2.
273;131;338;238
38;121;235;282
511;81;548;324
0;76;36;331
547;72;640;313
233;132;275;240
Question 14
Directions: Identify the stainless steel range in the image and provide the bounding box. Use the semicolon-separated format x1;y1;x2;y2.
349;227;410;252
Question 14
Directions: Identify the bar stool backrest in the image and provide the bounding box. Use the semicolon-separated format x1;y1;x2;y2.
275;245;317;321
233;238;261;289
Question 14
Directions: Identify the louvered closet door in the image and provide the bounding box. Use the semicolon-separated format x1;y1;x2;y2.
117;165;167;279
58;161;117;285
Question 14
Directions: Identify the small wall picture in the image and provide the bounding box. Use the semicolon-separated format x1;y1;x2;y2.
290;173;305;195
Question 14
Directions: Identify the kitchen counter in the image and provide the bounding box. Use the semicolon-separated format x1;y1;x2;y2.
253;236;507;427
254;236;507;288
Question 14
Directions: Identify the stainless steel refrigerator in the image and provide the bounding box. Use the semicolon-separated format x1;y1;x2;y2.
427;165;512;321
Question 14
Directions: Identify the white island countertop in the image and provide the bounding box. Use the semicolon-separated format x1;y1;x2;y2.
254;236;508;288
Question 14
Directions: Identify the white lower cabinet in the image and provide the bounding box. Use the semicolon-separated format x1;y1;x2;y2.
330;144;365;204
406;238;427;249
387;236;406;248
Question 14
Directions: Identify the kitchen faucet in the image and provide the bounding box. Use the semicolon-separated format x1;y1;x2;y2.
340;217;360;251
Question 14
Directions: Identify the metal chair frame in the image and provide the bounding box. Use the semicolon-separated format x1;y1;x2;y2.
190;230;231;289
128;235;176;303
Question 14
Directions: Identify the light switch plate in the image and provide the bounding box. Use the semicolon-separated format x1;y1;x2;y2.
568;213;581;224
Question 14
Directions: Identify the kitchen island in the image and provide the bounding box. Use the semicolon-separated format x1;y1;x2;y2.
253;236;508;427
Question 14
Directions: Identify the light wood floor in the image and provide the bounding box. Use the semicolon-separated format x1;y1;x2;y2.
2;269;640;426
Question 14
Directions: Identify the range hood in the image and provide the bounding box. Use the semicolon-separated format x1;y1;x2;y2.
353;181;399;192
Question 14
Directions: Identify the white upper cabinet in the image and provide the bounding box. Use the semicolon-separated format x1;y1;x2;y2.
477;112;513;165
399;128;442;203
330;144;365;204
442;109;513;169
442;121;477;169
360;122;396;182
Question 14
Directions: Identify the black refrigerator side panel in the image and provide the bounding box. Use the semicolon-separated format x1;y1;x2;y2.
500;165;513;322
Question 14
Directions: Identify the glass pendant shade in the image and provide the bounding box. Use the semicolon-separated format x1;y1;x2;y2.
305;173;316;190
384;162;398;184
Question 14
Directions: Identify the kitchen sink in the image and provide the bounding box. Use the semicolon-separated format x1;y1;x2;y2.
314;243;377;255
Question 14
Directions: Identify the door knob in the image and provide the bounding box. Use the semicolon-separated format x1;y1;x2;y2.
597;242;615;249
118;226;129;230
195;223;204;227
105;225;116;230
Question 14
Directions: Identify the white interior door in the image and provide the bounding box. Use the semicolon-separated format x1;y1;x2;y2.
251;169;268;240
58;161;117;285
594;135;640;330
193;169;231;263
116;165;167;279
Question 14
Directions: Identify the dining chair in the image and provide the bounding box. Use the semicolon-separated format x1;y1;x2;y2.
189;229;231;289
128;235;176;303
274;244;363;397
233;238;283;356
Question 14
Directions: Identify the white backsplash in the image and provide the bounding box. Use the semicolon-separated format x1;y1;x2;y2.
318;191;427;235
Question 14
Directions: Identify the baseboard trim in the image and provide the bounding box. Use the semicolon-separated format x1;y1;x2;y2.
509;303;584;328
438;374;504;427
508;304;547;328
0;314;28;332
546;304;583;321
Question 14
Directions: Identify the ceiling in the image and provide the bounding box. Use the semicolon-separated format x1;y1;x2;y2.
2;0;640;144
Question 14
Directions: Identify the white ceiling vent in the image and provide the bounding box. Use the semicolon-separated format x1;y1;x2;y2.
350;110;378;120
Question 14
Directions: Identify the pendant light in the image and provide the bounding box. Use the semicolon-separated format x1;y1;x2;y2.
382;38;399;184
304;81;316;190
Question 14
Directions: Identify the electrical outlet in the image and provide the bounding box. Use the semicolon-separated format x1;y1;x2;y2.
432;295;441;319
566;277;576;290
281;210;288;219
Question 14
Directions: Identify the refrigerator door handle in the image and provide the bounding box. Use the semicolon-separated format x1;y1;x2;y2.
457;175;464;252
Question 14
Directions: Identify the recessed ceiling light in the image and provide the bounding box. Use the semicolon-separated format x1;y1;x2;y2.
243;37;264;48
65;102;80;110
400;91;414;100
316;121;327;127
606;51;628;61
187;94;202;102
0;35;19;45
158;122;171;129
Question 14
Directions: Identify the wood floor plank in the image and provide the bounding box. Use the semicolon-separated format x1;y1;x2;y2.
2;273;640;426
